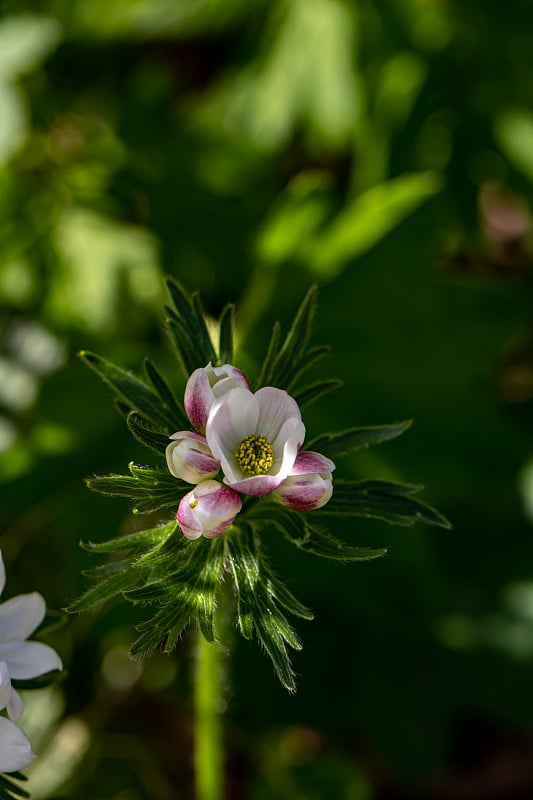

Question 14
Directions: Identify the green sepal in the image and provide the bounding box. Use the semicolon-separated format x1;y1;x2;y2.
218;303;235;364
226;525;313;693
127;412;170;456
85;463;185;514
322;480;451;528
259;505;387;561
308;421;412;458
165;279;217;372
292;379;343;409
78;351;174;431
0;772;30;800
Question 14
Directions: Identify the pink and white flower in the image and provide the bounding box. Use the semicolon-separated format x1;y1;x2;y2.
184;362;250;433
177;480;242;539
166;431;219;484
273;451;335;511
205;386;306;496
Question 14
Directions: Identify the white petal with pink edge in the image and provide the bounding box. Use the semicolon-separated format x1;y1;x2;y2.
166;431;219;483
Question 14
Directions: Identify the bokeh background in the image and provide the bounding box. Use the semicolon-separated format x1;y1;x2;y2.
1;1;533;798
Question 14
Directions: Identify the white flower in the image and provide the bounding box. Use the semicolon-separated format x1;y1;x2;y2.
177;480;242;539
0;661;35;772
0;553;62;683
273;451;335;510
166;431;220;484
184;362;250;433
205;387;306;496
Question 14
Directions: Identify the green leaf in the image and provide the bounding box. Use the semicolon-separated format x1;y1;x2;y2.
292;378;343;409
143;359;188;430
165;279;217;371
226;526;312;692
130;537;226;653
270;285;317;388
78;351;173;430
82;521;177;554
86;463;184;514
310;172;442;277
0;771;30;800
308;420;412;458
257;321;281;387
12;669;67;691
127;412;170;455
262;506;387;561
323;480;451;528
218;303;235;364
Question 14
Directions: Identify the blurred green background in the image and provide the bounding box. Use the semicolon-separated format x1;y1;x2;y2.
1;0;533;797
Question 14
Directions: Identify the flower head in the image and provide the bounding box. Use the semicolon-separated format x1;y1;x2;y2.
206;386;306;496
177;480;242;539
185;362;250;433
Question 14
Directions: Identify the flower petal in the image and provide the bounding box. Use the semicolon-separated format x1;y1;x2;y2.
206;388;259;482
166;432;219;483
177;481;242;539
274;472;333;511
0;661;12;710
0;592;46;642
0;553;5;598
184;368;213;432
7;688;23;722
0;716;35;772
0;641;63;680
255;387;302;443
290;451;336;475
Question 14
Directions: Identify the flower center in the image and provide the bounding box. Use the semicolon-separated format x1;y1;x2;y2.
234;434;274;476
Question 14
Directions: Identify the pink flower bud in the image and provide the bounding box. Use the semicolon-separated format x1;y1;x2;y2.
273;450;335;511
166;431;219;484
177;480;242;539
184;363;250;432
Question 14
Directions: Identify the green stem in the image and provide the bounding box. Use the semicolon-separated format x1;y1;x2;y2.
194;632;224;800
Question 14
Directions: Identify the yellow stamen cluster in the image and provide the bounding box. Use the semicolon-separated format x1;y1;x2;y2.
234;434;274;476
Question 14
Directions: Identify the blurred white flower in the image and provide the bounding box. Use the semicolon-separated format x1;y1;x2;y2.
0;552;62;682
0;660;35;772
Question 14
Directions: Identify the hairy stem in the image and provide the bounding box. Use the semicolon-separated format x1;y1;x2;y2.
194;632;224;800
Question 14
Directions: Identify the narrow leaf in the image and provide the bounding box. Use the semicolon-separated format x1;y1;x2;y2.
323;480;452;528
127;412;170;455
143;359;188;429
82;522;177;554
292;379;343;409
79;351;171;430
258;321;281;387
308;420;412;458
218;303;235;364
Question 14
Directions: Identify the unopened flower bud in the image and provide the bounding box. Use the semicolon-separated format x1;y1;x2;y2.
177;480;242;539
166;431;219;484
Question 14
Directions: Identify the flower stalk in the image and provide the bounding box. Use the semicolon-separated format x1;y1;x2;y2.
194;632;224;800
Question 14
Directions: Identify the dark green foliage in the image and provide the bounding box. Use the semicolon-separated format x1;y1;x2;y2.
0;773;29;800
86;463;185;514
324;480;451;529
308;421;412;458
227;525;313;692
